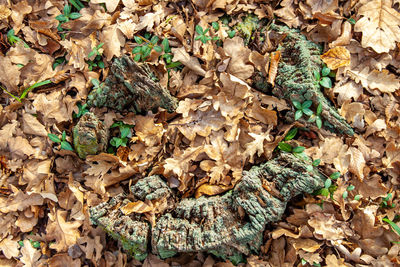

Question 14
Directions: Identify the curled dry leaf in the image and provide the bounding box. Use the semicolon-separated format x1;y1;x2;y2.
120;200;154;215
321;46;350;70
268;51;280;85
348;67;400;93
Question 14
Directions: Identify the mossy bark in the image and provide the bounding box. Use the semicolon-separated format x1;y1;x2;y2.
87;56;177;114
90;153;325;260
254;24;354;136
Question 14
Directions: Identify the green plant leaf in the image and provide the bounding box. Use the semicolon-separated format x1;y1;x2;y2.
19;80;52;100
60;141;73;151
212;21;219;30
91;79;100;88
321;66;331;77
115;138;123;148
98;61;105;69
120;126;131;138
132;46;142;54
48;133;61;143
303;108;313;116
278;142;292;152
354;195;361;201
347;18;356;25
330;172;340;179
135;36;144;44
120;137;128;147
285;128;298;141
166;61;182;69
313;70;320;81
302;100;313;109
293;146;305;153
134;54;141;62
154;45;162;53
69;0;84;10
342;191;348;199
228;30;235;38
347;185;355;191
316;103;323;115
56;14;68;22
62;131;67;141
320;188;330;197
195;25;203;35
383;218;400;236
292;100;302;110
320;77;332;88
312;159;321;167
64;4;71;16
162;38;170;52
150;35;159;44
294;110;303;120
316;116;322;129
324;178;332;189
69;12;81;19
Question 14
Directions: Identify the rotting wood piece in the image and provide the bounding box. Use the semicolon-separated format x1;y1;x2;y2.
87;56;177;114
90;152;325;261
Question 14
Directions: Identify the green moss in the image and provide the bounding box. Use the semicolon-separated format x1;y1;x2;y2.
234;14;260;44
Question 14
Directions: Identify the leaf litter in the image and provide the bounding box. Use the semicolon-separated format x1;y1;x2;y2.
0;0;399;266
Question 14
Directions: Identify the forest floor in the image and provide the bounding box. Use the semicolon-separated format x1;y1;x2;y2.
0;0;400;266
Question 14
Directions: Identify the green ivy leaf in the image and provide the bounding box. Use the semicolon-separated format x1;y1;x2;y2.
48;133;61;143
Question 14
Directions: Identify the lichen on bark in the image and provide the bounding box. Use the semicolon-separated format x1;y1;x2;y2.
90;153;325;260
72;112;108;159
87;56;177;114
270;24;354;135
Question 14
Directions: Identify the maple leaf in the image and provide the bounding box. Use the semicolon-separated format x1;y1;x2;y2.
20;239;41;267
354;0;400;53
46;210;82;252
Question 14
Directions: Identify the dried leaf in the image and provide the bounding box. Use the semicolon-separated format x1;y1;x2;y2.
46;210;82;252
354;0;400;53
20;239;41;267
348;67;400;93
172;47;206;76
120;200;154;215
321;47;350;70
268;51;280;85
0;236;19;259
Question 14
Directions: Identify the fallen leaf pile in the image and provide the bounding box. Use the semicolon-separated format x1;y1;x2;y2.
0;0;399;266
